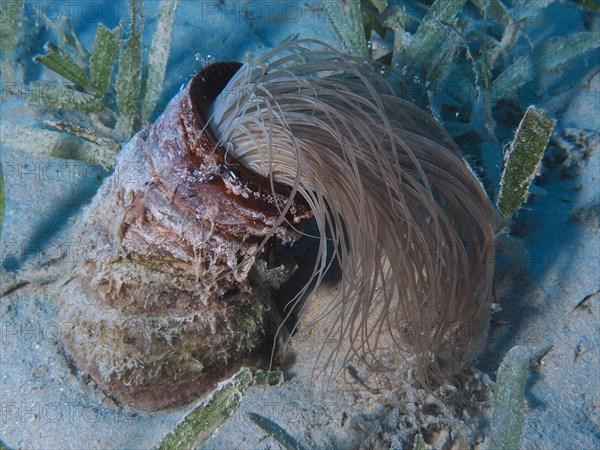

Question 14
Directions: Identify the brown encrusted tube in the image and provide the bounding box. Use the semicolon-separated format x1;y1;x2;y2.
58;63;312;410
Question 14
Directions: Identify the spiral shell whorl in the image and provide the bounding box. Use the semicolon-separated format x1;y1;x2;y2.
59;64;309;410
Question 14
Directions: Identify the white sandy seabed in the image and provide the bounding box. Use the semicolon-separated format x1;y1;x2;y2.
0;1;599;448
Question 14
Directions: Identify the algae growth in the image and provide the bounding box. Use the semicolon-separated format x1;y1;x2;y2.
0;0;598;448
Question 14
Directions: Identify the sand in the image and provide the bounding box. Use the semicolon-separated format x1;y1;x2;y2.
1;1;598;448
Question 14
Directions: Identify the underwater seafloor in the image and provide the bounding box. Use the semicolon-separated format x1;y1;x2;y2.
0;1;599;449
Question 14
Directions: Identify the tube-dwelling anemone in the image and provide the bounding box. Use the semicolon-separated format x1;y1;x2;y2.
208;39;497;388
59;39;496;410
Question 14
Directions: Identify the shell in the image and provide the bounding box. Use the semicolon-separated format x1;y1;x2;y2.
58;62;312;410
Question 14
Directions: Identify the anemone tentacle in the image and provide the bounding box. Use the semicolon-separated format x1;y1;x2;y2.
209;39;497;388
